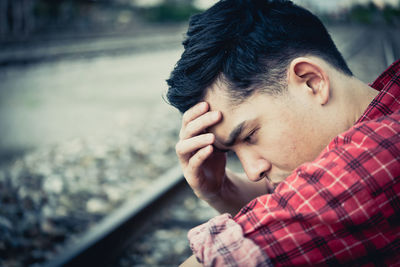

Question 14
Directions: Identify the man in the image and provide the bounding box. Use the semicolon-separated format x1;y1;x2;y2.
166;0;400;266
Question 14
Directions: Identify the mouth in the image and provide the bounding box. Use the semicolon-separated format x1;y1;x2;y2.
272;182;280;189
266;173;288;189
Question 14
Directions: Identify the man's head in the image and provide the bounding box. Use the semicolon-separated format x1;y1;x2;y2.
166;0;352;114
166;0;369;183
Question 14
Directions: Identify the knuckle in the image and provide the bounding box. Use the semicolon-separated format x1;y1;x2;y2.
182;110;192;125
185;121;195;135
182;102;207;127
175;142;183;154
190;149;206;166
188;152;197;165
182;116;189;126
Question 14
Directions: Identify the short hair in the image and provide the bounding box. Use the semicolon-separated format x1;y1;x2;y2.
166;0;352;113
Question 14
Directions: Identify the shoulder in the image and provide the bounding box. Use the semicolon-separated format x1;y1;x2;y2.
326;109;400;162
288;111;400;195
370;59;400;91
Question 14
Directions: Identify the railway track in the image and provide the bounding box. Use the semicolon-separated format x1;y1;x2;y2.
43;165;191;267
3;25;398;267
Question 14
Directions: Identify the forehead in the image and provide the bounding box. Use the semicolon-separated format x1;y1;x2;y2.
203;81;263;140
204;80;231;110
204;78;249;109
204;79;271;116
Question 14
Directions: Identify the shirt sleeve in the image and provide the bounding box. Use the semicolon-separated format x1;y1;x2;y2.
188;213;273;267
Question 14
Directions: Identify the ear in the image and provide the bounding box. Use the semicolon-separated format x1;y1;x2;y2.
288;57;330;105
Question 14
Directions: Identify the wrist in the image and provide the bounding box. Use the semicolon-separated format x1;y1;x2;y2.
193;189;223;204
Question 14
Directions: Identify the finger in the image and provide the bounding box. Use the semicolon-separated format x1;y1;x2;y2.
182;102;209;127
186;145;214;179
180;111;221;139
176;133;215;161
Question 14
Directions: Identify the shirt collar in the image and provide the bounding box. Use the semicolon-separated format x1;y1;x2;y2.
356;59;400;124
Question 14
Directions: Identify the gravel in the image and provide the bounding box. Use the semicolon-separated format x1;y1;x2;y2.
117;186;218;267
0;109;185;267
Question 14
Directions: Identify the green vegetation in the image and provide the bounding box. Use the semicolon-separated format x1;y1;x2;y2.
349;3;379;24
139;2;201;23
348;1;400;25
382;3;400;24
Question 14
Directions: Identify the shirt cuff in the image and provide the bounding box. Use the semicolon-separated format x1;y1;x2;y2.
188;213;272;267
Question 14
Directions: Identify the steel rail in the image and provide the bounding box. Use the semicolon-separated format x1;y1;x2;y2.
43;165;185;267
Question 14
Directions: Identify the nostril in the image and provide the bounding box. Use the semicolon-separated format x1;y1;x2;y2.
259;171;266;178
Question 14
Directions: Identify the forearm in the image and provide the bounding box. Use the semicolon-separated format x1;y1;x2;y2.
227;169;273;199
203;169;272;215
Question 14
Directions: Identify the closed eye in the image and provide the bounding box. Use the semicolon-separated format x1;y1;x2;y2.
244;128;259;144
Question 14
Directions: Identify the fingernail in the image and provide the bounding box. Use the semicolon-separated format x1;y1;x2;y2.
212;111;220;119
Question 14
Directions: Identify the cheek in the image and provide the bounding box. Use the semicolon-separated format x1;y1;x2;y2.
279;131;305;168
267;121;311;169
257;126;298;169
285;123;321;168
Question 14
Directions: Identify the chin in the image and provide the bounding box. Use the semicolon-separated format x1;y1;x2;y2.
270;171;292;184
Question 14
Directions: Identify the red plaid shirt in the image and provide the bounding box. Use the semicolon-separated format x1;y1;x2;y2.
188;59;400;267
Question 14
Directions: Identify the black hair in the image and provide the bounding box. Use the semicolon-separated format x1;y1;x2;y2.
166;0;352;113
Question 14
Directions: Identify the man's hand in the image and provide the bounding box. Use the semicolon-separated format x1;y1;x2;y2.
176;102;271;215
176;102;227;201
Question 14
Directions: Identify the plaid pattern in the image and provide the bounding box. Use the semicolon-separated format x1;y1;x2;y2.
188;213;273;267
188;59;400;266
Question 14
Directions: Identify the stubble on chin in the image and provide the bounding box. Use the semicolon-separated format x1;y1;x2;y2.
267;171;292;188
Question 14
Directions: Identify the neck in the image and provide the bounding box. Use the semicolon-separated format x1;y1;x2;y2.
341;75;379;129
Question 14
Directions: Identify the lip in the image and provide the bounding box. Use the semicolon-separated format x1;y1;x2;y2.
268;172;290;188
265;175;277;184
263;176;280;189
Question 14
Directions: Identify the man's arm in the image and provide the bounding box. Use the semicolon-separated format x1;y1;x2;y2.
180;255;203;267
203;169;272;215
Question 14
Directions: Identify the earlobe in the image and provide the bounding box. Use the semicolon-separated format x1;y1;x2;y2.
289;57;330;105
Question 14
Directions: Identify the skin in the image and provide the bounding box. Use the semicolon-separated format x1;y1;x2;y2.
177;56;378;266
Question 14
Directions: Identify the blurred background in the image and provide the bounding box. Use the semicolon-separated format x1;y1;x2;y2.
0;0;399;266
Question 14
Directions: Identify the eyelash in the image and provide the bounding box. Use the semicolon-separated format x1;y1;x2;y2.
244;128;258;144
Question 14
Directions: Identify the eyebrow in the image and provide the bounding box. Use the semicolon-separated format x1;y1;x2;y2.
221;121;247;147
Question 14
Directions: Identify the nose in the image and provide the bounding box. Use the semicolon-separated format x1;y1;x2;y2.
236;149;271;182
